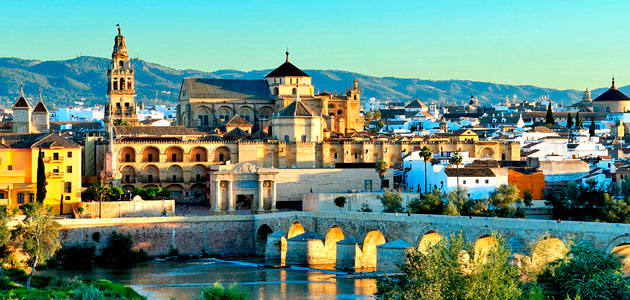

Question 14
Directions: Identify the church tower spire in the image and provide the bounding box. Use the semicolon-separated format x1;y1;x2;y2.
104;25;138;126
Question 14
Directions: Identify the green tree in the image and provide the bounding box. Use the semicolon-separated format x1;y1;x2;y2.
334;196;346;211
545;103;554;126
364;111;374;129
36;148;46;204
109;186;124;199
523;189;533;208
15;202;61;289
378;190;403;213
443;188;470;216
488;184;523;217
566;112;573;129
375;160;389;190
0;206;11;279
113;119;130;126
420;146;433;194
449;152;463;189
409;189;443;214
376;233;521;300
87;181;110;218
537;242;630;300
589;118;596;137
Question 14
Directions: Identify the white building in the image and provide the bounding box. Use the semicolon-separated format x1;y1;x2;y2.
444;167;499;199
52;106;105;121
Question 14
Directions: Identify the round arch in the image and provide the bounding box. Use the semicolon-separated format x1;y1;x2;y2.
238;106;255;123
259;106;274;119
190;146;208;162
217;106;233;124
256;224;273;256
120;165;137;184
478;147;495;158
532;236;568;266
324;226;345;261
361;230;386;268
120;147;136;163
166;165;184;183
288;221;305;239
473;234;498;262
190;183;207;203
213;146;232;163
418;230;443;253
141;164;159;183
166;146;184;162
141;146;160;163
121;185;135;193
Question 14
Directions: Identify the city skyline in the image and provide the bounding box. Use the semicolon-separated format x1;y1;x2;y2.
3;1;630;90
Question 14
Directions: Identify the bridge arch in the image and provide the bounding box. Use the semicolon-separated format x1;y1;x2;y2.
288;221;305;239
531;236;568;266
417;230;442;253
606;235;630;272
473;234;498;262
361;230;386;268
324;226;345;262
256;224;273;256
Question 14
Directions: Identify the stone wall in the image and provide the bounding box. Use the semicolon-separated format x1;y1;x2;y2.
276;168;394;202
302;191;418;212
79;199;175;218
58;216;254;257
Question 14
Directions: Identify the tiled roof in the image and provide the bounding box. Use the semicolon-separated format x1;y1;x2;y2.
405;99;428;109
114;126;205;136
265;60;309;78
225;115;253;128
33;101;48;112
13;96;30;108
251;130;270;141
444;167;495;177
0;133;80;149
223;127;250;140
182;78;272;99
593;86;630;101
277;100;318;117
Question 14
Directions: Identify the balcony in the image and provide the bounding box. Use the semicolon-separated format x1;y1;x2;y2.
45;156;64;163
142;177;159;183
190;177;206;183
166;178;184;183
121;178;136;184
48;172;64;178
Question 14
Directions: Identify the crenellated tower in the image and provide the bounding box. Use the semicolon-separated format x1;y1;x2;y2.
104;25;138;126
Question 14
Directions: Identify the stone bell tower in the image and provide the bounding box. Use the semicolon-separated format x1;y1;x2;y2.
104;25;138;127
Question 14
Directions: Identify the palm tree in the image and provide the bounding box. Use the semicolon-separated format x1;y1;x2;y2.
419;146;433;194
87;180;111;218
449;152;463;190
375;160;389;190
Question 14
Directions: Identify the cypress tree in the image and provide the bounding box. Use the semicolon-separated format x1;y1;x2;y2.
36;148;47;203
567;113;573;128
545;103;555;126
589;119;596;137
575;112;582;128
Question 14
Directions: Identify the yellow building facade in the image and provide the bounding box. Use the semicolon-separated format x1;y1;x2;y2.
0;133;82;214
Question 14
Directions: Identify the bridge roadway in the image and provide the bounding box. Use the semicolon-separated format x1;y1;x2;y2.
254;211;630;271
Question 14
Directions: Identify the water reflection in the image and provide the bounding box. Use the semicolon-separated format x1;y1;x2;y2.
41;259;376;300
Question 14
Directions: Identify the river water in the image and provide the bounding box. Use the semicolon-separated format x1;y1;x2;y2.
41;259;377;300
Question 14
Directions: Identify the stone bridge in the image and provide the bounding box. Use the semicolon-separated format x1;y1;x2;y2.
254;211;630;271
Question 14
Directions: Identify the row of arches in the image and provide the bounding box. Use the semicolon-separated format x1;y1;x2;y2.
120;146;231;163
256;222;630;272
120;164;209;184
194;105;274;126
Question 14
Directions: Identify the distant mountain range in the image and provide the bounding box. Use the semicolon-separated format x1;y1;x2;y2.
0;56;621;109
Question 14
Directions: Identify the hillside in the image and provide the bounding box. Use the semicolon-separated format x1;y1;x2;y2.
0;56;612;109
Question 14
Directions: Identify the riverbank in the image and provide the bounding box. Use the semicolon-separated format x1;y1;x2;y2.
0;268;145;300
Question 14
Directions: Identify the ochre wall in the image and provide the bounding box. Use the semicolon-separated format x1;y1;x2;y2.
508;170;545;200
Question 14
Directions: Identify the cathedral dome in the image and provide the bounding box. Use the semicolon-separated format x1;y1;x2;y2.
593;78;630;101
265;52;309;78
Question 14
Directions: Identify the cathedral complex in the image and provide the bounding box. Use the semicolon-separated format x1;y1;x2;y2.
102;28;519;213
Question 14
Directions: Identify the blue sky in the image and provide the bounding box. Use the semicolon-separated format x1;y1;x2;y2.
2;0;630;89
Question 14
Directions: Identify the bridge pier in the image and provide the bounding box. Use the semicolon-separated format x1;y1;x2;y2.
336;237;362;269
377;240;412;273
265;231;287;261
286;232;329;265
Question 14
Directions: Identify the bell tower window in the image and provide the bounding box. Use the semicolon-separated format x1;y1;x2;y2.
119;61;124;68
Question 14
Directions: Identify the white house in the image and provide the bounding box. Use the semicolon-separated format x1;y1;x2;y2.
444;167;498;199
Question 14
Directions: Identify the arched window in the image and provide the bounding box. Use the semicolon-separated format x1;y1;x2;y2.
120;78;126;90
292;88;297;95
273;87;279;96
607;106;611;113
119;61;124;68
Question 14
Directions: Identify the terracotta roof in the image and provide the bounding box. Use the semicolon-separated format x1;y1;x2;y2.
444;167;495;177
0;133;80;149
251;130;270;141
117;136;182;143
32;101;48;112
265;59;309;78
13;96;30;108
182;78;272;99
533;126;554;133
225;115;253;128
223;127;250;140
405;99;428;109
277;100;318;117
114;126;205;136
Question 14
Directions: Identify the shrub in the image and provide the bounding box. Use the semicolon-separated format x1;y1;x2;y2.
71;284;105;300
199;283;248;300
97;231;149;265
378;190;403;213
334;197;347;210
360;202;373;212
55;243;96;267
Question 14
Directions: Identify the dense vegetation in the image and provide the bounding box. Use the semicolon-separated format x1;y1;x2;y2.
377;234;630;300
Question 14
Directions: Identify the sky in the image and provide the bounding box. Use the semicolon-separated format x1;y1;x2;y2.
2;0;630;90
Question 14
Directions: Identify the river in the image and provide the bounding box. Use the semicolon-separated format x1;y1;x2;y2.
41;258;377;300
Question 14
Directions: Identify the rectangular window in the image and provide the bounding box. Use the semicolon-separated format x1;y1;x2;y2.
171;153;177;162
334;153;338;159
53;166;59;174
196;153;201;161
17;193;24;204
463;180;467;185
485;179;489;184
28;193;34;203
64;182;72;193
148;174;153;182
67;151;72;158
475;179;479;184
53;152;59;160
65;196;70;201
125;174;130;183
301;135;307;142
382;179;390;188
125;153;131;162
284;135;290;142
7;165;11;171
67;166;72;173
148;153;153;162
